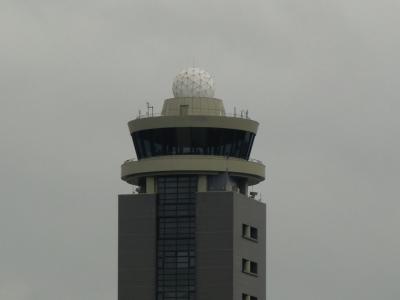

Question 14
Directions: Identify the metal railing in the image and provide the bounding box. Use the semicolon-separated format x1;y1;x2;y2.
136;112;161;119
135;110;252;120
123;156;263;164
248;158;264;164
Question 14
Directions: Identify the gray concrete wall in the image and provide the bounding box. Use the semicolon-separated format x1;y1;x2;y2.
196;192;234;300
118;191;265;300
118;194;156;300
233;193;266;300
196;192;266;300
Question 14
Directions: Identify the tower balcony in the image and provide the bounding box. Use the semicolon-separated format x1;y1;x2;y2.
128;113;259;135
121;155;265;186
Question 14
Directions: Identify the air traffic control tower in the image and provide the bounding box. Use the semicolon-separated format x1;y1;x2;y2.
119;68;266;300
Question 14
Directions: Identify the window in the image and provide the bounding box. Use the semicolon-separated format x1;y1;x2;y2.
242;293;258;300
132;127;255;160
250;226;258;240
242;258;258;276
156;176;198;300
242;224;258;241
250;261;258;274
242;224;250;237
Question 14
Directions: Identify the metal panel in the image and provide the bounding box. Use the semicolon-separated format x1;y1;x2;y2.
118;194;157;300
196;192;234;300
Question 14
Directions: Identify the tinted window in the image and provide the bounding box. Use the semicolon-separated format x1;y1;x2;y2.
132;127;255;160
157;176;197;300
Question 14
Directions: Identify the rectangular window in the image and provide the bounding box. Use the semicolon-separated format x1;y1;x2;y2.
250;226;258;240
242;224;258;241
242;224;250;237
250;261;258;274
242;258;249;273
242;293;258;300
242;258;258;276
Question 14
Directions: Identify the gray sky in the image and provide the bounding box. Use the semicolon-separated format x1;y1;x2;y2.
1;0;399;299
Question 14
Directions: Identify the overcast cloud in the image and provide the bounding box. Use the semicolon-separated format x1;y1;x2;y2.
1;0;399;299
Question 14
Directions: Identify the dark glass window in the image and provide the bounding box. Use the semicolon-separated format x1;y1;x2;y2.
207;174;227;191
132;127;255;160
157;176;197;300
242;224;258;241
250;261;258;274
242;258;258;276
250;227;258;240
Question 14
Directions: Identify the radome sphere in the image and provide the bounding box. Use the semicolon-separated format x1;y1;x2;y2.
172;67;215;98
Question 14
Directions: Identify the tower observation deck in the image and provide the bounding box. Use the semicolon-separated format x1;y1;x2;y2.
119;68;266;300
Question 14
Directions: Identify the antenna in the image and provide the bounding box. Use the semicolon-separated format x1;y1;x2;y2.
146;102;154;117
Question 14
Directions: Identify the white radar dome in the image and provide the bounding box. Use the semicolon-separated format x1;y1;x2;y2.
172;67;215;98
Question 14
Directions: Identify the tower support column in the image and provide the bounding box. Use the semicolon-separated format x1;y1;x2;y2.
198;175;207;192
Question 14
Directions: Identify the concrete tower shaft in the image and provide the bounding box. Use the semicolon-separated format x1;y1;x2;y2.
119;68;266;300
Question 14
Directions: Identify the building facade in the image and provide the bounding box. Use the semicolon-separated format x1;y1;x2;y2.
119;68;266;300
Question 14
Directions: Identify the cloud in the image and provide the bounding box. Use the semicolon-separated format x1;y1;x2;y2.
0;281;32;300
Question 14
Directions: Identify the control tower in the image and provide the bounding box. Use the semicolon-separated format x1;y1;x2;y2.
119;68;266;300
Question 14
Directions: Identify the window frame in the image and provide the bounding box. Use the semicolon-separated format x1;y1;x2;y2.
242;293;258;300
242;223;259;242
242;258;258;277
